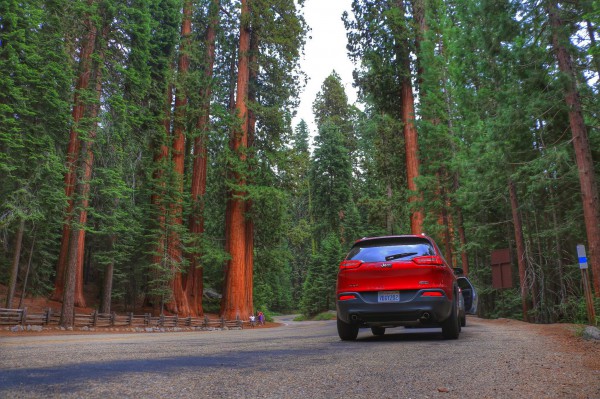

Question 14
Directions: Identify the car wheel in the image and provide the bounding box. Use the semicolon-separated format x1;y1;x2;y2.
371;326;385;336
442;297;460;339
337;317;359;341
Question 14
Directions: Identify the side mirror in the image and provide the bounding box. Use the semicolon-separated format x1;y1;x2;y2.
453;267;464;276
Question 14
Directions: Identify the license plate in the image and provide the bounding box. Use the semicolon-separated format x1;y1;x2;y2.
378;291;400;303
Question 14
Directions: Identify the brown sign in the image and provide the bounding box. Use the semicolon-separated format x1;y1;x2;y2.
491;248;512;289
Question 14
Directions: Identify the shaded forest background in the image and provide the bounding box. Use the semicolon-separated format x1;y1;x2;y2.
1;0;599;325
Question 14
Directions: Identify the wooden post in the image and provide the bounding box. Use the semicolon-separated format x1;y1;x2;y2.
582;269;596;325
128;312;133;327
578;245;596;325
21;307;27;325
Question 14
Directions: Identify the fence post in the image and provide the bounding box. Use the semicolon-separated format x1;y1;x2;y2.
20;307;27;325
204;315;209;328
92;310;98;327
111;312;116;327
236;315;242;329
145;313;150;326
221;316;225;328
159;314;164;327
128;312;133;327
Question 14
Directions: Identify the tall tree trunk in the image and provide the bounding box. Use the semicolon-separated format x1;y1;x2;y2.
5;219;25;308
509;179;529;321
186;0;220;317
548;0;600;296
52;3;97;302
61;18;107;325
396;0;423;234
165;0;193;316
221;0;251;320
244;30;259;314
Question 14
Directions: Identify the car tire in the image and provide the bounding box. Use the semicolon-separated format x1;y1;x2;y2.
442;297;460;340
337;317;359;341
371;326;385;336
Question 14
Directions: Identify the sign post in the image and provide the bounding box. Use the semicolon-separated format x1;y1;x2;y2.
577;244;596;325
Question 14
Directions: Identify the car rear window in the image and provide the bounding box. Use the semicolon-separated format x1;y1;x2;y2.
346;238;434;262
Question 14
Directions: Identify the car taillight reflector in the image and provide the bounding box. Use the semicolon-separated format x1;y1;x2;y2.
412;255;444;266
339;294;357;301
339;260;363;270
421;291;443;297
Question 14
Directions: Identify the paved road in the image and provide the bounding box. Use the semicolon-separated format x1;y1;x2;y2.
1;316;598;398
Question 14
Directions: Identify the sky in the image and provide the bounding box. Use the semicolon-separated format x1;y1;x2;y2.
292;0;358;139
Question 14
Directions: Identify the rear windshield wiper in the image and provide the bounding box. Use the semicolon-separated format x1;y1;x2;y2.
385;252;417;261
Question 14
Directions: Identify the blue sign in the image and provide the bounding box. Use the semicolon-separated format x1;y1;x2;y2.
577;245;588;269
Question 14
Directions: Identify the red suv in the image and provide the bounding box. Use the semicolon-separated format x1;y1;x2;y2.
336;235;461;340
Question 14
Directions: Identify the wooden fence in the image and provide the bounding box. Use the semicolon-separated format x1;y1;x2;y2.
0;308;245;329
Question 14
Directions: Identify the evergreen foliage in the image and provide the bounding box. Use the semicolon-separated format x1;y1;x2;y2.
0;0;598;325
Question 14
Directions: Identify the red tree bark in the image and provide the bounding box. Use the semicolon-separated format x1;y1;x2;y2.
244;30;259;313
221;0;252;320
61;25;106;324
52;4;98;302
402;78;423;234
548;1;600;296
396;0;423;234
186;0;221;317
164;0;193;316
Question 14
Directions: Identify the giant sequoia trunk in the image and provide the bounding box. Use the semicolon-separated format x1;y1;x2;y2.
52;6;98;302
548;0;600;296
244;30;259;313
165;0;193;316
396;0;423;234
61;51;105;325
221;0;252;320
402;76;423;234
186;0;220;317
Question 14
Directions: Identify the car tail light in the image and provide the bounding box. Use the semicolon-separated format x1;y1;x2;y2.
421;291;443;297
338;294;357;301
412;255;444;266
339;260;363;270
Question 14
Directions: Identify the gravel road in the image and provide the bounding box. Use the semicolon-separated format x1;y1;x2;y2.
0;316;598;398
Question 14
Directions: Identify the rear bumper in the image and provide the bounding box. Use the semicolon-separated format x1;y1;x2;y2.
336;290;453;327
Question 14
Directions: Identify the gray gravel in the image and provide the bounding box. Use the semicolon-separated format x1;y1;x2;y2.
0;316;598;398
